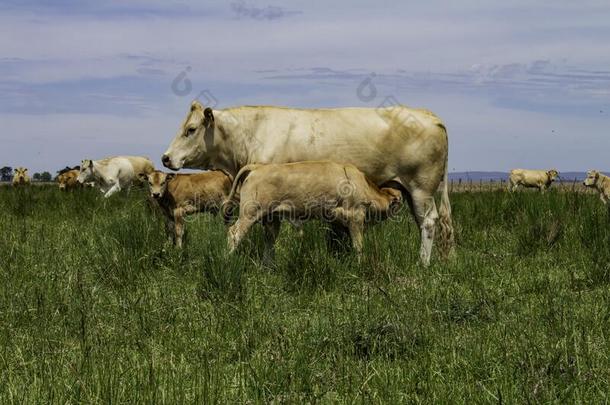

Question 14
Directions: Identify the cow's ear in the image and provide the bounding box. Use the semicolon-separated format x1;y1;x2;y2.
203;107;214;128
595;171;600;179
191;100;203;111
166;173;176;182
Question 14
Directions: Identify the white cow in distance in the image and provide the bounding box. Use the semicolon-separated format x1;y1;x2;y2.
77;156;154;198
508;169;559;193
162;101;455;265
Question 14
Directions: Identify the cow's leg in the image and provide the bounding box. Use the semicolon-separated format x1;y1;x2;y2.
326;222;350;254
103;179;121;198
165;217;176;245
262;216;281;264
409;189;439;266
347;215;365;261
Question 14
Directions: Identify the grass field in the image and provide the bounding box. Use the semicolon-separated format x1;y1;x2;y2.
1;185;609;402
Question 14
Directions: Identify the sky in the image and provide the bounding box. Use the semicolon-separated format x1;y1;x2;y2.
1;0;609;174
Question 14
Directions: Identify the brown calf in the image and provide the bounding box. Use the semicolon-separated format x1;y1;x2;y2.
139;170;232;248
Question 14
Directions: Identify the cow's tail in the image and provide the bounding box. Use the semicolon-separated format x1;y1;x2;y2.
438;126;455;260
222;164;260;224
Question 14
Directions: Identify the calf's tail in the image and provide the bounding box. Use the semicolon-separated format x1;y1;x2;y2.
222;164;260;224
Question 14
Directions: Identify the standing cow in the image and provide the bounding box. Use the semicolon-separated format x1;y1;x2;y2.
12;167;30;186
508;169;559;193
583;170;610;204
162;101;454;265
77;156;154;198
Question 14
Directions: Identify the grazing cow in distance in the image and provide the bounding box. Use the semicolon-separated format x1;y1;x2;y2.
508;169;559;192
162;100;454;265
77;156;154;198
139;170;232;248
12;167;30;186
583;170;610;204
222;161;403;263
57;169;80;191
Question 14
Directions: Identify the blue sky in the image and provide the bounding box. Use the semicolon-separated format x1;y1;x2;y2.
1;0;609;173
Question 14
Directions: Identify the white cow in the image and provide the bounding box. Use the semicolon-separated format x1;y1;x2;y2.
162;101;454;265
508;169;559;193
583;170;610;204
77;156;154;198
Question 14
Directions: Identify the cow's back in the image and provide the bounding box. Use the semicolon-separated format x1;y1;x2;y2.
123;156;155;176
228;106;447;186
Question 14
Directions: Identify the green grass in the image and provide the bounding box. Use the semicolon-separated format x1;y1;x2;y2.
0;185;609;402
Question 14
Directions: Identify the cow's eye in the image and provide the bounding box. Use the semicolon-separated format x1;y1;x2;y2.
185;127;197;137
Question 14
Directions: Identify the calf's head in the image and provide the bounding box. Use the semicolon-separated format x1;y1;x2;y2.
57;173;67;190
584;170;600;187
368;187;403;221
162;100;215;171
139;171;176;199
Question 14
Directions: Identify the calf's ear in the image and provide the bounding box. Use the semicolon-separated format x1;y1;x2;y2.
137;173;148;182
203;107;214;128
166;173;176;181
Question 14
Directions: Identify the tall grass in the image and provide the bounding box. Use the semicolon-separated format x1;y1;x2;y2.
0;185;609;402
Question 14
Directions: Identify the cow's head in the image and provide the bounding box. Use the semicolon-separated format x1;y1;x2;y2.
162;101;215;171
77;159;95;184
57;173;67;190
547;169;559;182
14;167;28;182
139;171;176;199
584;170;600;187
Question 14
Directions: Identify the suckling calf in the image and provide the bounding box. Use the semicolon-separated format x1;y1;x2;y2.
223;161;403;262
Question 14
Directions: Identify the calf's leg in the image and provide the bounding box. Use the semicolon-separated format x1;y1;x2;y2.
262;216;281;264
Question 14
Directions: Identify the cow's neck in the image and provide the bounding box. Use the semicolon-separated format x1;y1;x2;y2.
212;112;252;176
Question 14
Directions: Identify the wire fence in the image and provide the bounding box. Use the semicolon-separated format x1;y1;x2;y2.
446;178;594;194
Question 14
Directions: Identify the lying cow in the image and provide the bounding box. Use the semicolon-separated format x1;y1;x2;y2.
77;156;154;197
57;168;80;191
139;170;232;248
583;170;610;204
12;167;30;186
508;169;559;192
223;161;403;262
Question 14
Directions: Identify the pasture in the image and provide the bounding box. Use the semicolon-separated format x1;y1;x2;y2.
1;185;609;402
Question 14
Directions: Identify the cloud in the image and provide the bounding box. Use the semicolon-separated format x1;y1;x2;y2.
230;1;301;20
2;1;610;173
